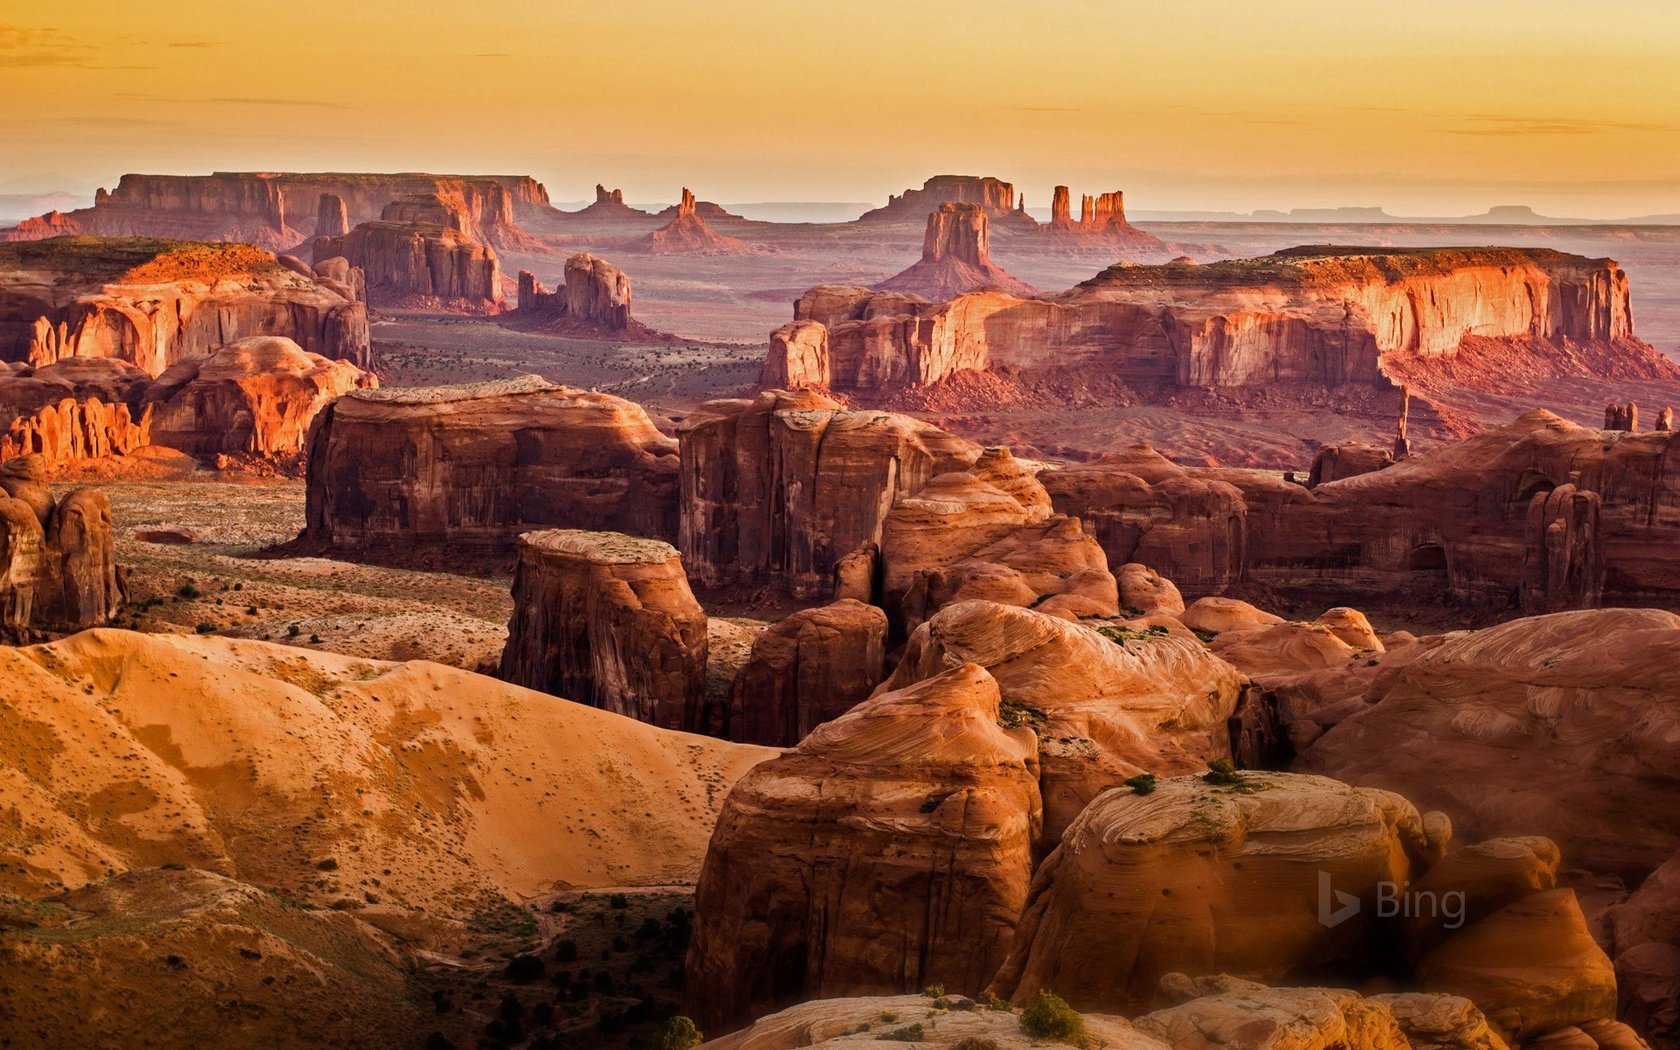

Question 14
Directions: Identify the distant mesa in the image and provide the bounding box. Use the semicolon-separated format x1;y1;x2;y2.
857;174;1019;222
510;252;673;340
0;172;554;251
636;187;753;255
874;201;1036;299
1035;184;1169;251
311;190;506;313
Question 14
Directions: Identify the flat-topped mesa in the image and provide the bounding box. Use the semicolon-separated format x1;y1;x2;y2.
873;203;1037;300
1;172;552;251
0;237;371;375
857;174;1017;222
0;359;153;465
637;187;751;255
143;336;375;459
764;246;1661;401
497;529;710;732
0;456;122;636
678;389;980;596
301;376;680;557
311;191;505;313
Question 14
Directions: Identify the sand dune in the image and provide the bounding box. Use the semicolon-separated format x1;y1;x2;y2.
0;629;776;917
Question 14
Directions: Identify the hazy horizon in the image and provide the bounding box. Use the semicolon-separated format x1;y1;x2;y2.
3;0;1678;218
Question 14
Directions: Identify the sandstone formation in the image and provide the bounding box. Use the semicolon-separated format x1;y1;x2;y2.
640;187;751;254
678;389;978;595
724;598;887;746
314;192;349;238
0;358;152;463
883;599;1248;839
1309;440;1394;486
143;336;375;458
685;662;1041;1032
1;171;554;250
760;319;830;389
302;376;680;555
311;191;504;311
989;772;1447;1011
0;237;371;374
513;253;672;339
858;175;1018;222
874;202;1037;299
766;248;1662;401
1035;185;1168;251
1300;607;1680;879
876;448;1117;634
1611;850;1680;1049
0;457;122;635
498;529;709;732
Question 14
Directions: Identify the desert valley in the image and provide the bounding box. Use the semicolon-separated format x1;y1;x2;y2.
2;4;1680;1050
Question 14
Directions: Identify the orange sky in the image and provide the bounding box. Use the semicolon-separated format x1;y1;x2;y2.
2;0;1678;216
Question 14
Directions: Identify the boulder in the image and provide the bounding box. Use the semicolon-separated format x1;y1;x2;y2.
497;529;709;732
302;376;680;555
144;336;374;458
685;663;1041;1032
725;599;887;746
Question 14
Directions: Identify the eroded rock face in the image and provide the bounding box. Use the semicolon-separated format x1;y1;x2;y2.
0;457;122;635
512;253;665;338
0;358;152;464
498;529;708;731
769;248;1654;400
312;192;504;311
314;192;349;238
143;336;374;458
0;238;371;374
725;598;887;746
760;320;829;390
883;600;1248;839
678;389;978;596
989;772;1446;1012
874;202;1036;300
858;175;1018;222
1611;850;1680;1049
641;187;750;255
1309;441;1393;487
302;376;680;554
1300;607;1680;878
685;662;1041;1033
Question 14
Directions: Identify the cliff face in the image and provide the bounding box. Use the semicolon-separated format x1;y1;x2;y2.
858;175;1017;222
0;238;371;375
513;253;668;339
302;376;680;554
311;193;504;312
0;456;122;635
498;529;709;732
678;389;979;596
769;247;1652;397
0;358;152;464
1;172;554;251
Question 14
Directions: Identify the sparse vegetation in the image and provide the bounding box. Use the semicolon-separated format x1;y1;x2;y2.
1124;773;1157;795
1019;989;1085;1043
878;1023;925;1042
1203;759;1245;786
657;1016;704;1050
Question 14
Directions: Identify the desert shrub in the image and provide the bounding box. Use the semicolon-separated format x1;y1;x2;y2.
177;582;201;599
287;623;300;637
609;892;629;909
924;983;946;998
554;939;578;962
195;623;216;634
657;1016;705;1050
1019;990;1085;1042
504;954;545;982
877;1023;924;1042
1202;759;1243;786
953;1039;1003;1050
1124;773;1157;795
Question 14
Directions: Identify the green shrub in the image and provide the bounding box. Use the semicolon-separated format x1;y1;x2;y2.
877;1023;924;1042
194;623;216;635
1203;759;1244;786
1124;772;1157;795
658;1016;704;1050
924;983;946;998
287;623;301;637
177;582;201;599
1019;989;1085;1043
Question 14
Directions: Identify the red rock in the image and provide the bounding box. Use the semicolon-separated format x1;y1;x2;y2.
0;458;122;634
497;529;709;731
724;598;887;746
311;192;504;312
144;336;374;458
315;193;349;238
874;203;1037;299
0;237;370;374
678;389;978;596
685;662;1041;1032
760;320;830;390
302;376;680;555
638;188;751;255
0;359;152;465
1309;441;1394;486
512;253;672;339
857;175;1018;222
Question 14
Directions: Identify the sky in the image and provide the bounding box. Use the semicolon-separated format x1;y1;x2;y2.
2;0;1678;217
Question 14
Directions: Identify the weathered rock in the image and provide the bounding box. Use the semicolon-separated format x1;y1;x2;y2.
640;187;750;255
311;256;365;302
302;376;680;554
314;192;349;238
143;336;374;458
685;662;1041;1032
1137;980;1508;1050
760;320;829;390
0;237;371;373
1309;441;1393;487
497;529;709;732
1119;562;1186;615
857;175;1018;222
1610;850;1680;1049
511;253;667;339
1300;607;1680;877
678;389;978;596
990;772;1445;1012
724;599;887;746
0;358;152;464
312;193;503;311
882;600;1248;839
0;467;122;635
874;202;1036;299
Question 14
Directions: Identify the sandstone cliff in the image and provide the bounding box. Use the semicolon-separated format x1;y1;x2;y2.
678;389;979;595
302;376;680;555
638;187;751;255
858;175;1018;222
512;253;672;339
874;202;1037;299
0;456;122;635
723;598;887;746
311;192;505;313
498;529;710;732
0;358;152;463
144;336;374;458
0;237;371;374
